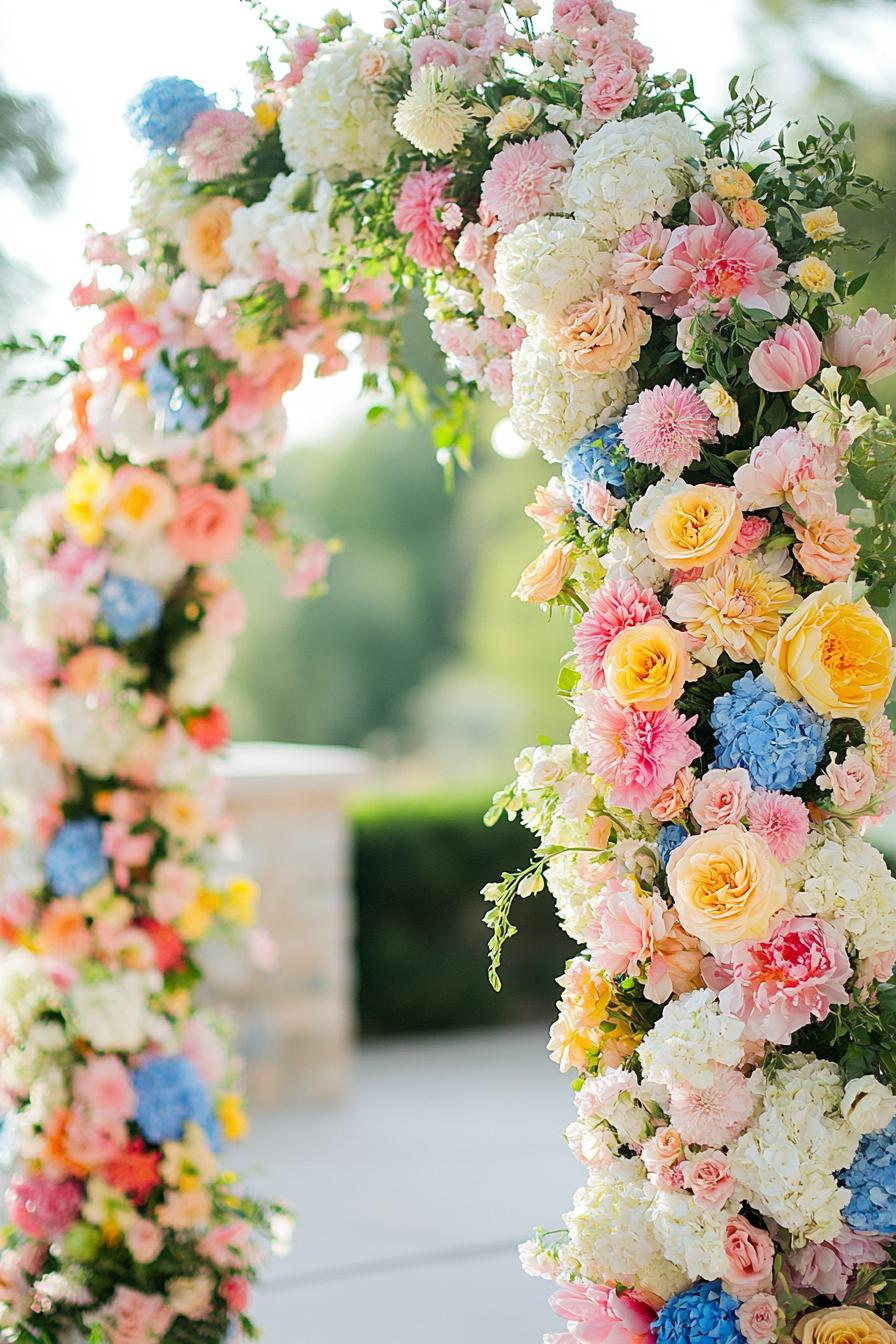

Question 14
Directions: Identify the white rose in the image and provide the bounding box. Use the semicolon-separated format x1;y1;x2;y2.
841;1076;896;1134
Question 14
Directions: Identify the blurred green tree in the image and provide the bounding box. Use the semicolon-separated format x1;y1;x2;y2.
0;78;65;308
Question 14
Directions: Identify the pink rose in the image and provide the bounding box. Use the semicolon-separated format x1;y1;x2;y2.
680;1151;735;1209
737;1294;780;1344
824;308;896;384
723;1215;775;1298
167;484;249;565
583;55;638;121
640;1126;683;1173
748;319;822;392
817;748;876;813
691;767;751;829
790;511;859;583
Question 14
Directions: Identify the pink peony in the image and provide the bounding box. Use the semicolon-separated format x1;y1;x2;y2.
746;789;810;863
723;1216;775;1298
574;579;662;688
710;916;851;1045
667;1063;755;1145
393;166;456;270
621;380;718;477
680;1151;735;1210
737;1294;780;1344
690;767;751;830
582;55;638;121
785;1227;891;1301
817;748;876;813
586;878;701;1004
7;1175;82;1240
824;308;896;384
749;319;822;393
549;1281;658;1344
182;109;258;182
167;484;249;566
652;223;789;319
580;690;701;814
479;131;572;233
790;511;859;583
733;427;836;517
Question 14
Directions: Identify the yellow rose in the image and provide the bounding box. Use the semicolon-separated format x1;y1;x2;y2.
180;196;240;285
795;1306;896;1344
547;958;640;1072
764;583;896;722
63;460;112;546
603;618;701;713
790;255;837;295
666;825;785;950
802;206;846;242
711;165;755;199
514;544;576;603
647;484;742;571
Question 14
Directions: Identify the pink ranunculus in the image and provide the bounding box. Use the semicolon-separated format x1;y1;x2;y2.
733;426;836;517
393;166;456;270
479;131;573;234
746;789;810;863
198;1221;255;1270
690;767;752;830
583;55;638;121
680;1150;735;1209
483;356;513;405
711;916;851;1045
574;579;663;688
579;690;701;815
748;319;822;393
824;308;896;384
790;510;859;583
652;223;789;320
785;1227;891;1301
549;1281;658;1344
667;1063;755;1145
723;1215;775;1299
737;1294;780;1344
167;484;249;565
817;748;877;813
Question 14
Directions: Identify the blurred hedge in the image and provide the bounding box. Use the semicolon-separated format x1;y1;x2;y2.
351;793;574;1036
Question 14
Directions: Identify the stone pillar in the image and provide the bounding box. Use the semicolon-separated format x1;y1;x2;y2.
203;742;366;1105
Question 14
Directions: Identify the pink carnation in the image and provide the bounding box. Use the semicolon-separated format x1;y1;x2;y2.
574;579;662;687
824;308;896;384
583;55;638;121
479;132;572;234
667;1063;754;1145
393;166;456;270
709;916;851;1045
182;109;258;182
652;222;789;319
579;689;701;815
745;789;810;863
733;426;837;518
785;1227;891;1302
549;1282;658;1344
723;1216;775;1299
731;514;771;556
621;380;718;476
691;768;751;830
748;319;822;393
8;1175;82;1240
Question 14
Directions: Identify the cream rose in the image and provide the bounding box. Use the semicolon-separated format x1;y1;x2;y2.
549;288;651;376
795;1306;896;1344
513;544;576;603
646;484;742;571
666;825;786;951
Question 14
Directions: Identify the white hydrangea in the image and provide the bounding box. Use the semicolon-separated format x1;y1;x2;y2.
510;327;635;462
649;1190;730;1284
494;216;611;324
787;832;896;961
48;689;138;778
279;30;402;180
602;526;670;592
728;1055;861;1245
565;1157;688;1299
563;112;705;244
0;951;60;1034
70;971;158;1054
638;989;744;1090
547;845;616;944
169;633;235;710
110;535;189;593
227;174;347;285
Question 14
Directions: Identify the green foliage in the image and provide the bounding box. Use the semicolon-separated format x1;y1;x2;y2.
848;411;896;603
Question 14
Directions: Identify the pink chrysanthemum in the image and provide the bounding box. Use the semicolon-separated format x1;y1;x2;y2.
746;789;810;863
182;109;258;183
393;166;456;270
667;1064;754;1146
479;131;572;233
579;689;701;814
621;380;718;476
574;578;662;687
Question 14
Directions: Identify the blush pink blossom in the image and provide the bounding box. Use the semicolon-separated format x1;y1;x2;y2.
733;427;837;517
652;222;789;319
479;132;573;234
586;879;701;1004
737;1294;780;1344
817;748;877;813
483;356;513;404
690;768;752;830
749;319;822;392
202;585;248;638
7;1175;82;1240
182;109;258;182
582;481;625;528
785;1227;891;1301
611;220;671;295
92;1286;173;1344
197;1221;254;1270
279;29;320;87
621;380;718;477
667;1063;755;1145
579;690;702;814
641;1126;684;1174
824;308;896;384
125;1218;164;1265
393;166;456;270
731;514;771;556
574;579;663;688
709;916;851;1045
410;35;467;72
73;1056;136;1122
680;1151;735;1209
549;1282;658;1344
552;0;616;37
281;538;331;599
746;789;810;862
583;55;638;121
723;1216;775;1298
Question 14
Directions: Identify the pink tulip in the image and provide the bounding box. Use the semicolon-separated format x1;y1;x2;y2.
748;319;822;392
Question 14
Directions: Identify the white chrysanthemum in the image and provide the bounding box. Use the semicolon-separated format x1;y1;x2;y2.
787;831;896;961
650;1190;730;1284
494;216;612;324
563;112;705;244
638;989;744;1090
565;1157;688;1299
728;1055;861;1246
169;632;235;710
602;526;670;592
394;66;475;156
280;30;401;180
510;327;635;462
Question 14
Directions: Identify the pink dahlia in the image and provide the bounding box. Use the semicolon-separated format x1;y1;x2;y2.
579;689;701;814
549;1282;658;1344
745;789;810;863
652;222;789;320
479;131;572;233
393;166;456;270
621;380;718;476
667;1063;755;1146
711;916;851;1045
182;109;258;182
574;579;662;688
748;319;822;393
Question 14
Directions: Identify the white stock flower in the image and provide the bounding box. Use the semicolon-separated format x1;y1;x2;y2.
494;216;611;324
169;633;235;710
638;989;744;1090
787;832;896;961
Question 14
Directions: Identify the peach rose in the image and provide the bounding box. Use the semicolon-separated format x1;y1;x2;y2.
764;584;896;722
795;1306;896;1344
790;512;859;583
602;618;702;713
732;198;768;229
514;544;576;603
550;288;652;375
180;197;240;285
167;484;249;566
723;1215;774;1298
666;824;785;950
649;768;696;822
647;484;742;571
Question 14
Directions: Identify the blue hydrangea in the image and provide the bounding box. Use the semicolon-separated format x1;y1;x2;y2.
839;1116;896;1236
45;818;108;897
562;424;629;518
124;77;215;150
657;823;688;867
133;1056;221;1149
711;672;828;792
144;357;209;434
655;1281;746;1344
100;575;163;643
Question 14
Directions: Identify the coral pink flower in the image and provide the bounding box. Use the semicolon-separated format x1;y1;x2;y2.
680;1151;735;1209
583;55;638;121
7;1175;82;1240
221;1277;251;1313
73;1056;136;1122
649;768;696;822
393;166;456;270
709;916;851;1045
579;689;701;814
733;427;836;517
549;1282;658;1344
621;380;718;476
667;1063;755;1145
723;1216;775;1298
746;789;810;863
574;579;662;688
479;131;572;233
824;308;896;384
611;220;671;295
691;767;751;830
167;484;249;565
817;748;876;813
652;223;789;319
748;319;822;392
785;1228;891;1302
731;514;771;556
182;109;257;182
790;511;859;583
